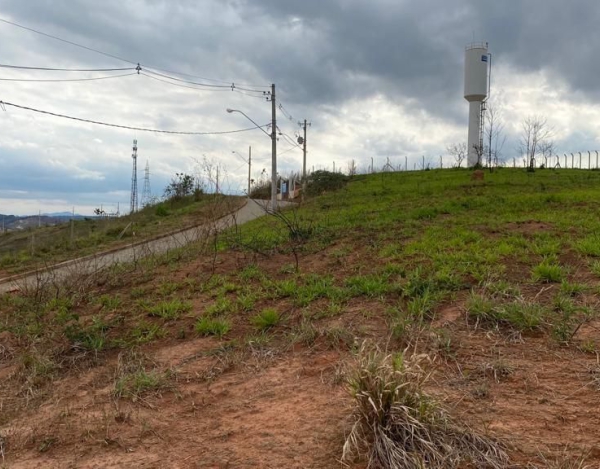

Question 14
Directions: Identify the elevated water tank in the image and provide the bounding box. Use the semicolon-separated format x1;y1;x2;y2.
464;43;489;102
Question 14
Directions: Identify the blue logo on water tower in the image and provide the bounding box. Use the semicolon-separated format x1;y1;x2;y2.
481;55;488;62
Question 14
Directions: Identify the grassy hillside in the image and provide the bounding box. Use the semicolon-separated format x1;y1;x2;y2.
1;168;600;467
0;193;243;277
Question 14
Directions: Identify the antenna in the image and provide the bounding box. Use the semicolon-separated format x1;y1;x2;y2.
130;139;138;214
141;160;151;207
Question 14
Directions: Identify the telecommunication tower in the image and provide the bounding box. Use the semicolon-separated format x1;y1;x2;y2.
130;139;138;214
141;160;152;207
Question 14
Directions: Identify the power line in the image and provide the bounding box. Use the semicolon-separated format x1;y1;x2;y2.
0;17;135;65
0;100;270;135
0;72;138;83
139;72;266;98
279;144;302;156
0;17;271;89
278;102;294;121
143;68;268;94
0;63;136;72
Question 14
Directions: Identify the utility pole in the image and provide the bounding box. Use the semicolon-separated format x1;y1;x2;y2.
248;146;252;199
130;139;138;214
70;206;74;246
371;157;374;173
216;166;219;194
270;83;277;209
440;155;443;169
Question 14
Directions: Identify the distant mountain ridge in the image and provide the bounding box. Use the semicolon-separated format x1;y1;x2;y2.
0;212;92;232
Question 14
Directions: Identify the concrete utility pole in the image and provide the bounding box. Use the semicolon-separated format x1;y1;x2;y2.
248;146;252;199
270;83;277;209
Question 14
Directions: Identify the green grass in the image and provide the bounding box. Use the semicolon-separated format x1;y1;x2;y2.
251;308;281;331
532;260;565;283
0;194;243;275
195;317;231;337
146;299;192;320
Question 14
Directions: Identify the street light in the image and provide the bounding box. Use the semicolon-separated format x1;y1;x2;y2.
226;108;276;208
232;147;251;199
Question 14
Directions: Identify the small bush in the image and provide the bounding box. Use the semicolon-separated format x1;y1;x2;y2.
305;170;349;196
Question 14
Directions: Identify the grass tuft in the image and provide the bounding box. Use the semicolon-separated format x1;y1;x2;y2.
251;308;280;331
532;259;565;283
195;317;231;338
343;344;508;468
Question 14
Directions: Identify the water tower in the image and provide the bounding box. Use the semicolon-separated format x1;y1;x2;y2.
464;42;490;167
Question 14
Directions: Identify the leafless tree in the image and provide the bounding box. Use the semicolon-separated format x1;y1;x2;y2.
519;116;553;172
539;141;555;168
447;143;467;168
485;104;507;169
347;159;357;176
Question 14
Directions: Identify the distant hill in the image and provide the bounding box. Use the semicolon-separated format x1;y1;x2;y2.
0;212;90;232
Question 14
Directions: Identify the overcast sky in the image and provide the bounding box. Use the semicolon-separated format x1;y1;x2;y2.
1;0;600;215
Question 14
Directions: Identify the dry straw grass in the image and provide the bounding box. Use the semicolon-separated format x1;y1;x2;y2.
343;343;508;468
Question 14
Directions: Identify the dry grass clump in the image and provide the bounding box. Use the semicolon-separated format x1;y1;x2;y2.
342;344;508;468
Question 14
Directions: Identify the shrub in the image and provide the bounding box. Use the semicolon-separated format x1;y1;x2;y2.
305;170;349;196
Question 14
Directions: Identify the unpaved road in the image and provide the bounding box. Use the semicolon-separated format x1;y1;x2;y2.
0;199;289;294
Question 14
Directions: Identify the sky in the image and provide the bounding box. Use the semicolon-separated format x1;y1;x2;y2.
1;0;600;215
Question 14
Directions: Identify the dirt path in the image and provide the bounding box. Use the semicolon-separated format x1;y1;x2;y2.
0;200;288;294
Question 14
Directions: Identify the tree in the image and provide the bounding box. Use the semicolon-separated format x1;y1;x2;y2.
164;172;196;200
519;116;553;172
447;143;467;168
484;104;507;170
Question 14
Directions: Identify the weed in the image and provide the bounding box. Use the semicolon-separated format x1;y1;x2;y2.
290;320;319;347
97;294;121;311
343;344;508;468
195;317;230;338
590;260;600;278
113;349;172;402
322;326;355;350
236;292;257;312
205;297;236;316
251;308;281;331
576;234;600;257
146;299;192;320
560;280;585;297
478;359;514;382
346;274;393;298
64;316;110;352
158;281;180;297
239;264;263;281
129;321;166;344
532;259;565;283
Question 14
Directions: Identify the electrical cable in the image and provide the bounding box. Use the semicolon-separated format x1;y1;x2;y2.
0;72;138;82
278;102;294;121
0;63;136;72
0;17;271;89
0;100;270;135
143;68;268;94
0;17;136;65
278;144;302;156
140;72;266;98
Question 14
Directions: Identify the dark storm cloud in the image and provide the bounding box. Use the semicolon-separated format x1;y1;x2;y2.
3;0;599;116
